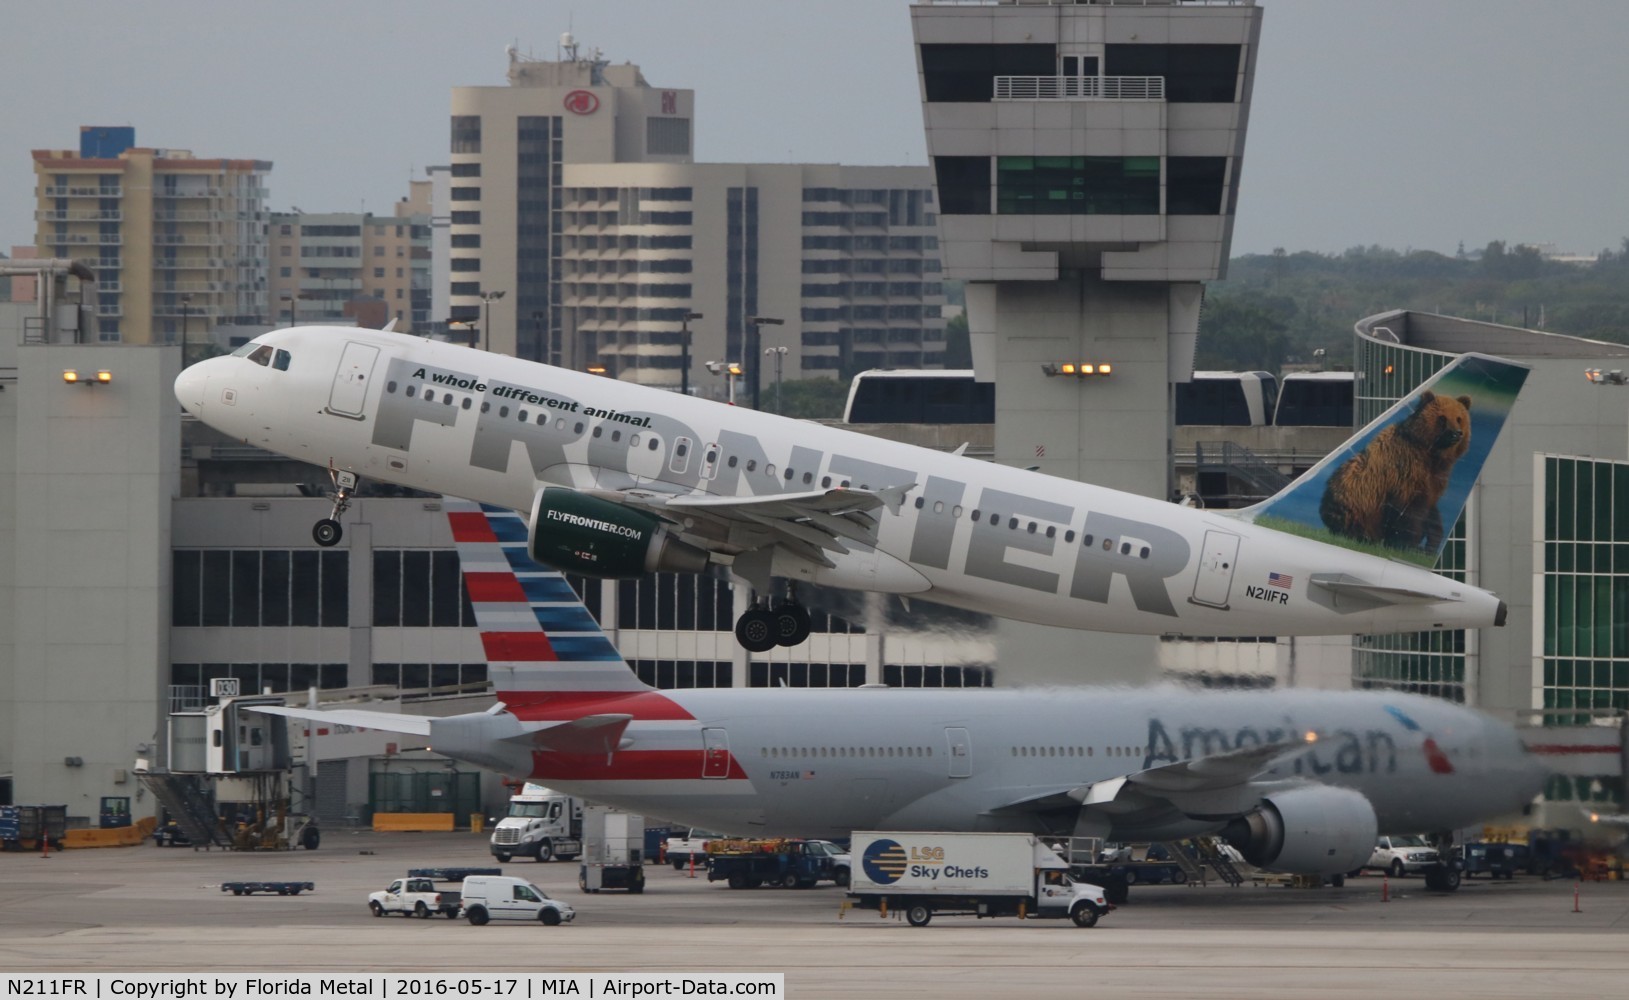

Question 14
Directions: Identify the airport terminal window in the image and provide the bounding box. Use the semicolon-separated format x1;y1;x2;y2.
1167;157;1229;215
750;662;867;689
919;43;1054;102
372;550;475;628
882;665;994;688
933;156;992;215
631;659;732;690
171;662;346;693
172;550;348;627
617;573;735;633
996;156;1159;216
1104;44;1242;103
370;663;488;694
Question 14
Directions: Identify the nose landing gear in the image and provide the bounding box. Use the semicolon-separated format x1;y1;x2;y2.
312;467;359;547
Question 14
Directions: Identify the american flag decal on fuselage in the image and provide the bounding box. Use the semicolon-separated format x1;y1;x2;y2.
1267;572;1293;589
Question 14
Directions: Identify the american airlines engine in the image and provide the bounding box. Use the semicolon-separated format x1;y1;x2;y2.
529;488;708;578
1219;786;1378;876
174;328;1528;651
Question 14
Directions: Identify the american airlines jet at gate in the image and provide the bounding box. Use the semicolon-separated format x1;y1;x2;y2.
255;501;1548;888
175;328;1527;650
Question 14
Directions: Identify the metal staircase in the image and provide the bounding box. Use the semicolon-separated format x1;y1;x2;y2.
1184;836;1246;886
138;769;230;849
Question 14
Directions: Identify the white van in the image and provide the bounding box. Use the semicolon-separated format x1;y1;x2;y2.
460;875;576;926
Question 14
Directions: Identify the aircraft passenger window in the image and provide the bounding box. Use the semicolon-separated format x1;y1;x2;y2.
822;476;831;488
536;413;545;424
611;431;621;442
575;422;584;433
803;472;813;484
556;419;565;429
746;460;757;472
728;457;739;468
1045;526;1055;538
273;350;291;371
518;409;528;421
1102;538;1113;551
933;501;944;514
425;390;437;403
1065;530;1075;543
247;345;273;366
444;395;454;406
650;438;660;451
1140;546;1150;559
1087;747;1093;756
765;464;775;476
387;381;398;393
785;468;794;481
1009;518;1019;530
481;402;490;412
952;505;962;518
499;406;509;418
406;386;416;398
465;399;473;410
1027;522;1036;534
842;481;851;488
1120;542;1132;555
914;497;925;510
1082;534;1093;547
631;434;640;446
593;427;602;438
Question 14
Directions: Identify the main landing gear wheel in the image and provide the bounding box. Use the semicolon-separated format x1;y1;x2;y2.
773;604;812;646
312;466;359;548
735;608;778;653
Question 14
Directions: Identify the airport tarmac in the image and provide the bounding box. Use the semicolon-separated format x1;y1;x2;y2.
2;831;1626;999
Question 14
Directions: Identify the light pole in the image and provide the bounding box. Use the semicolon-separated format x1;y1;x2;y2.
764;345;788;413
478;289;506;353
746;315;783;410
705;361;743;404
680;311;704;396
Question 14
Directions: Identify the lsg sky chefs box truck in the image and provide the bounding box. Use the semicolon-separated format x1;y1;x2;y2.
847;832;1112;928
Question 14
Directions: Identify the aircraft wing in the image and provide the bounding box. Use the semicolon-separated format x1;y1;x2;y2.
599;483;915;569
250;704;433;738
991;740;1307;819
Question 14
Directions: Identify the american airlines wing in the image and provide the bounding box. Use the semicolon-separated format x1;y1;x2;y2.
593;483;915;569
251;705;632;757
991;740;1308;822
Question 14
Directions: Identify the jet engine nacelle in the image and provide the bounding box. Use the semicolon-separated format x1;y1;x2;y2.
1220;785;1378;876
528;488;709;579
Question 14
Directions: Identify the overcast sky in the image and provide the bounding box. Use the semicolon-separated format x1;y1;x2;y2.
3;0;1625;259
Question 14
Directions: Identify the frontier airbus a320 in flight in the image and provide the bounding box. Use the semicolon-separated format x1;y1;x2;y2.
176;328;1527;649
254;501;1548;891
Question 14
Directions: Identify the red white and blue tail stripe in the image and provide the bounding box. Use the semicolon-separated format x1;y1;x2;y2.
444;498;652;701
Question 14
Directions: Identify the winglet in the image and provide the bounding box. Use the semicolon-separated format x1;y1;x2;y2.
1242;353;1529;566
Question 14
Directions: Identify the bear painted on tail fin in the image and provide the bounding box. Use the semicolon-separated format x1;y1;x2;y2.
1318;390;1472;553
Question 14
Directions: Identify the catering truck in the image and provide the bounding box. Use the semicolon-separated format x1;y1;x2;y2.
489;783;582;863
847;832;1112;928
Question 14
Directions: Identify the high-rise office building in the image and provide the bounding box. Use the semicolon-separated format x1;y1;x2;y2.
31;127;271;346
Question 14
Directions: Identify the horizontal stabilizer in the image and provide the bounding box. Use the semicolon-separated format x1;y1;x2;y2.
507;713;633;755
249;704;432;738
1309;573;1449;606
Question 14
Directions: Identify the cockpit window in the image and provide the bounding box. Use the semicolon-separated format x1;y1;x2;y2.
231;343;261;358
247;345;274;367
273;349;292;371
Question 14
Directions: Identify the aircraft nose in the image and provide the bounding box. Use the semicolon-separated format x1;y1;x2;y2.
173;362;208;416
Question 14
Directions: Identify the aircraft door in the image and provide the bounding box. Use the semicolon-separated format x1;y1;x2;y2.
1190;530;1241;609
327;341;380;418
945;727;972;778
701;728;731;779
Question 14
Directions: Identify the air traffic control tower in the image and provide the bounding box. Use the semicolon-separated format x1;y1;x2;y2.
910;0;1262;683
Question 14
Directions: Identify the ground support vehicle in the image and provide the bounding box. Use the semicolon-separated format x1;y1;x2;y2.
489;783;582;863
0;805;67;851
1463;842;1525;879
461;875;575;926
846;832;1111;928
221;880;314;896
579;806;645;893
368;875;461;918
707;838;845;889
1367;835;1441;878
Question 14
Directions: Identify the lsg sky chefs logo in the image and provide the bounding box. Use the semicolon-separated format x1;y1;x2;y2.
564;90;599;115
861;839;909;885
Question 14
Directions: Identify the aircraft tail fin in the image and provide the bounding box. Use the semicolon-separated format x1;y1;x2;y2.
444;498;652;705
1241;353;1529;566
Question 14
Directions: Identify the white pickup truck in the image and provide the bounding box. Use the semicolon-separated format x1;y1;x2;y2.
367;876;461;919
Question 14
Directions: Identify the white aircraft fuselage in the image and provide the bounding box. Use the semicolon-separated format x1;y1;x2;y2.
177;328;1505;638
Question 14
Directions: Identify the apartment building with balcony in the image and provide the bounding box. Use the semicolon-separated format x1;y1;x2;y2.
30;127;271;345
